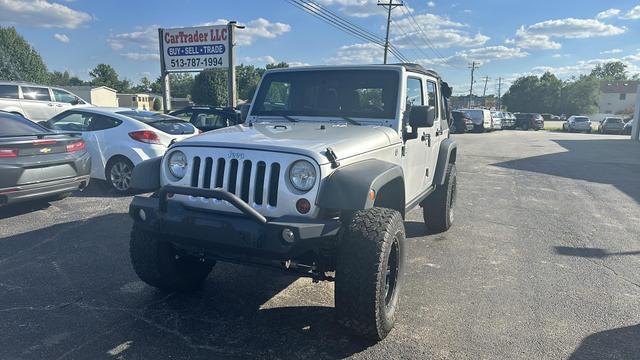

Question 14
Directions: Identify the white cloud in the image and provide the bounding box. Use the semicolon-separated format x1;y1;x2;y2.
391;13;489;49
418;46;528;67
201;18;291;46
532;56;640;78
427;1;435;8
325;43;383;64
0;0;91;28
596;8;621;19
239;55;276;64
288;61;311;67
506;18;626;50
620;5;640;19
53;33;69;43
316;0;413;18
107;25;158;51
551;54;568;58
601;48;623;54
506;27;561;50
120;52;160;61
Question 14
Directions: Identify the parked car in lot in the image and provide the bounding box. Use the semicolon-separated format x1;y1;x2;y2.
451;110;474;133
515;113;544;130
40;108;198;194
599;117;625;134
460;108;493;132
169;105;241;133
501;112;516;129
622;118;635;135
0;111;90;206
563;116;592;133
490;111;503;130
0;82;90;121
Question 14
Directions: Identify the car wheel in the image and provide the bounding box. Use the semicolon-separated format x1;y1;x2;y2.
336;207;405;341
130;224;214;292
423;163;457;232
106;157;134;194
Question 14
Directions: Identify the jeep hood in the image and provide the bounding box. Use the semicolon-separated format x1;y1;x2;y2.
172;122;401;165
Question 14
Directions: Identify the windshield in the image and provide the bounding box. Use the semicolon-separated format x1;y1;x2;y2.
574;117;589;122
252;70;399;120
607;118;623;123
464;109;484;121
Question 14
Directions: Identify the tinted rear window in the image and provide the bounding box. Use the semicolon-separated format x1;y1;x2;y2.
117;111;195;135
607;118;623;123
0;114;48;136
574;117;589;122
0;85;19;99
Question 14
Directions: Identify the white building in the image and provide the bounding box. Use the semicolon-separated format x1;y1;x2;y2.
598;80;638;115
62;86;118;107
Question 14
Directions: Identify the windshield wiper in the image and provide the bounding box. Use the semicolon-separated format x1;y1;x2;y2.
340;116;361;126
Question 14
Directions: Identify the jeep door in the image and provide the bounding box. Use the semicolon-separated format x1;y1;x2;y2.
402;76;430;202
423;79;441;188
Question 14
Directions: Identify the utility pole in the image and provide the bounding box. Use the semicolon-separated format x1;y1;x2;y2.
468;61;477;108
497;77;502;111
482;76;489;107
378;0;404;64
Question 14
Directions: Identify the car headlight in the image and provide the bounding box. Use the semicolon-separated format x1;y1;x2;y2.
289;160;316;192
168;150;188;179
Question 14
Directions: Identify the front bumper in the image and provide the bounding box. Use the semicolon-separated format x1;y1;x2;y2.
0;175;90;205
129;186;341;261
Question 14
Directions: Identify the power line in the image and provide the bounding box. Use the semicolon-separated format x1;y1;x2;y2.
287;0;411;63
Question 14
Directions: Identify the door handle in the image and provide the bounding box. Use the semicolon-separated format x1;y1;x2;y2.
436;128;443;136
421;133;431;147
47;103;54;107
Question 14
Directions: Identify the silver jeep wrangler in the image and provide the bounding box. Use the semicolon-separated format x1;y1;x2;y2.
128;63;458;341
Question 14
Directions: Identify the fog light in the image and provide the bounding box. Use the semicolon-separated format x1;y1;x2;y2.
282;228;295;243
138;209;147;221
296;198;311;214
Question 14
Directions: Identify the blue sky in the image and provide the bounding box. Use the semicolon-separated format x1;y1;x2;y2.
4;0;640;96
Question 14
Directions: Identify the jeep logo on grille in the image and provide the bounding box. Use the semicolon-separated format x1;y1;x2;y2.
227;151;245;160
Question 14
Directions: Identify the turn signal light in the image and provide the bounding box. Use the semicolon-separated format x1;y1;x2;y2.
0;148;18;158
129;130;161;144
66;140;86;153
296;198;311;214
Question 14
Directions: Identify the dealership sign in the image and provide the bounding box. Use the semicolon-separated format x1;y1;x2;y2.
161;25;229;71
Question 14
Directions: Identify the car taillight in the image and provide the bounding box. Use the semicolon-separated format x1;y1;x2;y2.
129;130;161;144
0;148;18;158
66;140;86;153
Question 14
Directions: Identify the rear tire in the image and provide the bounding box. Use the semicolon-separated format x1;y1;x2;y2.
106;157;134;195
423;163;457;233
130;225;214;292
336;207;406;341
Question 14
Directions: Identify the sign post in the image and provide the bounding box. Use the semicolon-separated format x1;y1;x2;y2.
158;22;241;112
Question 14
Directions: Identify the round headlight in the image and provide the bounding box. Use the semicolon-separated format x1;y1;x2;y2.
168;151;188;179
289;160;316;192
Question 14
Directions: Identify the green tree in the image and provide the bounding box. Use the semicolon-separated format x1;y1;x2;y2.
0;26;49;83
502;75;541;113
236;64;265;101
89;64;130;92
191;69;227;106
48;70;85;86
559;75;599;115
169;73;194;98
132;76;153;93
590;61;628;80
266;62;289;69
152;97;162;111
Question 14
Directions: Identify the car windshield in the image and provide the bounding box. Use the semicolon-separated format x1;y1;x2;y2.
607;118;623;123
0;114;48;136
574;117;589;122
252;70;399;120
117;110;196;135
464;109;484;121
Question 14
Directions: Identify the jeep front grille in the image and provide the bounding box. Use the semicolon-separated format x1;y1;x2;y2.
190;156;281;207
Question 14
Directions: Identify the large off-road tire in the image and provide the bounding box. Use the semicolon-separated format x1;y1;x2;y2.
130;225;214;292
335;207;406;341
423;163;457;233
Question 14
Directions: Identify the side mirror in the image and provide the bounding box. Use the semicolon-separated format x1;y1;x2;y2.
239;103;250;123
409;105;435;128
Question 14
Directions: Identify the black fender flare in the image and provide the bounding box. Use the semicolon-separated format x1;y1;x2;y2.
131;156;162;192
434;138;457;186
317;159;404;212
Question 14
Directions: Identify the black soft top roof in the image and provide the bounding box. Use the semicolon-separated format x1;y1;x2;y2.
392;63;441;79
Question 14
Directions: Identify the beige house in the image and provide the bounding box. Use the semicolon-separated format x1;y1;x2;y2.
117;93;163;111
598;80;639;115
62;86;118;107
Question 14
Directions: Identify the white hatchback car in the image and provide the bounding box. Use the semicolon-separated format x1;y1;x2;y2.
42;107;198;193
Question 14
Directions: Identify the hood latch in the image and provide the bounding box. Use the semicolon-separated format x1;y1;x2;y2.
325;147;340;169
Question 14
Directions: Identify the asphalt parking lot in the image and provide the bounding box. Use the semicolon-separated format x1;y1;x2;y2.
0;130;639;359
